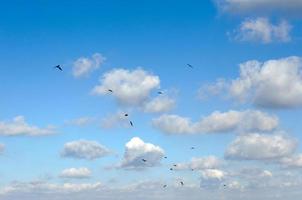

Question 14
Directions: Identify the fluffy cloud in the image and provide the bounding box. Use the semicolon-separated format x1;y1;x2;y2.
279;154;302;168
216;0;302;15
202;169;225;180
60;168;91;179
118;137;165;170
91;68;160;106
142;96;175;113
176;156;221;170
0;116;56;136
225;133;297;160
152;110;278;135
61;140;110;160
72;53;106;78
234;18;291;43
230;56;302;108
205;56;302;108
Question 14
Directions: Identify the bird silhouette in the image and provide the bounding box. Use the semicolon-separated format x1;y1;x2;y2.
130;121;133;127
108;89;113;93
187;64;193;68
142;159;147;162
164;156;167;159
170;168;173;171
173;164;177;167
54;65;62;71
158;91;163;95
191;147;195;150
180;181;184;186
125;114;128;117
163;185;167;188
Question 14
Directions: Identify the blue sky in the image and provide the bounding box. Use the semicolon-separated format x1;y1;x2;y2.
1;1;302;199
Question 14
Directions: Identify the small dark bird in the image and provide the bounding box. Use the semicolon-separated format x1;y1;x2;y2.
180;181;184;186
191;169;194;171
191;147;195;150
158;91;163;95
130;121;133;127
124;114;128;117
187;64;193;68
163;185;167;188
142;159;147;162
54;65;62;71
108;89;113;93
170;168;173;171
173;164;177;167
164;156;167;159
223;184;227;187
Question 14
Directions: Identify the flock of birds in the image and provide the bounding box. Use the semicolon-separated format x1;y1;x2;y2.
53;63;227;189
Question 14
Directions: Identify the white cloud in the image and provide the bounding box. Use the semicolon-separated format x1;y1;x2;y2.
60;168;91;179
152;110;278;135
72;53;106;78
118;137;165;170
225;133;297;160
176;156;221;170
61;140;110;160
279;154;302;168
142;96;175;113
202;169;226;180
0;116;56;136
230;56;302;108
216;0;302;15
234;18;291;43
205;56;302;108
91;68;160;106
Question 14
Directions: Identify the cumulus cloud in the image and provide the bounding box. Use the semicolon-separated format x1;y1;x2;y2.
176;156;221;170
279;154;302;168
60;168;91;179
202;169;226;180
233;17;291;43
0;116;56;136
204;56;302;108
216;0;302;15
72;53;106;78
225;133;297;160
152;110;278;135
118;137;165;170
142;96;175;113
91;68;160;106
61;140;110;160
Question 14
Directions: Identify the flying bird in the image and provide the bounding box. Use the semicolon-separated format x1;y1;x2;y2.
173;164;177;167
130;121;133;127
164;156;167;159
124;114;128;117
170;168;173;171
142;159;147;162
187;64;193;68
158;91;163;95
54;65;62;71
191;147;195;150
163;185;167;188
180;181;184;186
108;89;113;93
